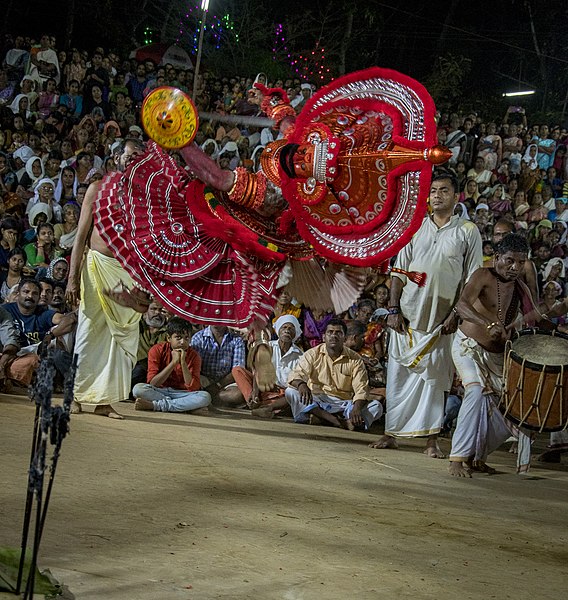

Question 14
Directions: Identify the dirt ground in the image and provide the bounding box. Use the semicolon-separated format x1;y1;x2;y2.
1;393;567;600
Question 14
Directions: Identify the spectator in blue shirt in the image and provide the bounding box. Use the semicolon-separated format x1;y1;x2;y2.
191;325;246;406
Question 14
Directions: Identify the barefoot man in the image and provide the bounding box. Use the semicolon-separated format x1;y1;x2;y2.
65;138;147;419
448;233;543;477
370;173;482;457
285;318;383;430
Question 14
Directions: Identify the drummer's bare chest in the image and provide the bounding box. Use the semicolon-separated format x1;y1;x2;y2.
480;279;517;319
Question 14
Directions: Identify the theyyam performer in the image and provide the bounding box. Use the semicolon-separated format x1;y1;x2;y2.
92;67;452;326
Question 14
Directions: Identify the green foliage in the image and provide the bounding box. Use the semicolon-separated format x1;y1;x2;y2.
425;53;472;109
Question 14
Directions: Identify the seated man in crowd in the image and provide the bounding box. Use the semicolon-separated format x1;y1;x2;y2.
190;324;246;406
130;300;168;398
285;318;383;429
3;279;76;387
133;317;211;414
344;318;387;389
0;305;23;390
232;314;304;418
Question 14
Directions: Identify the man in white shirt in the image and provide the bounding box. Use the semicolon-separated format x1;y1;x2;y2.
232;315;304;417
370;172;483;457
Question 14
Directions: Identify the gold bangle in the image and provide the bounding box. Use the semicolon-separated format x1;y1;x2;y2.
486;322;498;330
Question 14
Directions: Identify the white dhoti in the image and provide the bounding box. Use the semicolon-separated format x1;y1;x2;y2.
385;325;454;437
285;388;383;429
449;330;509;462
74;250;141;405
450;330;532;471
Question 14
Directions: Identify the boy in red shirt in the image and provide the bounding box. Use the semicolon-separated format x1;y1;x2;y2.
133;317;211;413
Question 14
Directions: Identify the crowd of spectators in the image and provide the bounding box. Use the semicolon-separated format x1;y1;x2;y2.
0;33;567;439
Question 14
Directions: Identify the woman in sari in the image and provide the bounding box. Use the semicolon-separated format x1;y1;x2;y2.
54;202;80;253
477;122;502;171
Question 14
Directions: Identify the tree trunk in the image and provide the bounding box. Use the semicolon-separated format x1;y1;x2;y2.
64;0;76;50
526;1;548;110
337;9;353;76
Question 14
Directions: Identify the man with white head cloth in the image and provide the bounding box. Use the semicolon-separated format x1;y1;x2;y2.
232;314;304;418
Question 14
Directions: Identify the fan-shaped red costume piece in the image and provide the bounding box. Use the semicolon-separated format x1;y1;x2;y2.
94;67;449;326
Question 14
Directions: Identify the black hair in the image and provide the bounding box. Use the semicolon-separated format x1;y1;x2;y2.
494;218;514;233
37;277;54;289
432;171;458;193
37;221;54;232
166;316;192;337
346;320;366;337
8;247;26;260
324;318;347;336
117;137;146;155
1;217;22;233
52;281;66;292
496;233;530;256
18;278;41;293
46;148;62;160
357;298;376;310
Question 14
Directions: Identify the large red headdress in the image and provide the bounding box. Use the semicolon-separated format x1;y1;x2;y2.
268;67;449;267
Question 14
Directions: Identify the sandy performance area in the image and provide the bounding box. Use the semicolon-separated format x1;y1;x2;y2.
1;393;567;600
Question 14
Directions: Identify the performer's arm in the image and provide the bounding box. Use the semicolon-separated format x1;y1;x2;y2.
65;181;99;306
179;144;235;191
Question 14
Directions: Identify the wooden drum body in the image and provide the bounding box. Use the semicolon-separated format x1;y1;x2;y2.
501;329;568;432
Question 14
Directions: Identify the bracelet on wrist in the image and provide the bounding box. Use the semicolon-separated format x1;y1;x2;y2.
486;322;499;330
387;307;400;315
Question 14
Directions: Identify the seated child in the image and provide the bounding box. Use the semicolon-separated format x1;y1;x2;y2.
133;317;211;413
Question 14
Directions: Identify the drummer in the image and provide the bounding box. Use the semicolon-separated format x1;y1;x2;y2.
448;233;548;477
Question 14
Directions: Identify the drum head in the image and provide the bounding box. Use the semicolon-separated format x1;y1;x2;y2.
511;330;568;367
141;86;198;149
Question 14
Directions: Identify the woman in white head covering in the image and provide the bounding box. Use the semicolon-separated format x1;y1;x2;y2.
201;138;219;160
25;155;44;185
522;144;539;170
26;177;62;223
217;141;240;170
8;93;33;119
454;202;470;220
541;257;565;281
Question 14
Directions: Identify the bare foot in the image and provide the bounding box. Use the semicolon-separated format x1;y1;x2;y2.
424;439;446;459
70;400;82;414
134;398;154;411
251;343;277;392
369;435;398;449
94;405;124;419
311;408;348;429
449;461;472;478
251;406;274;419
471;460;497;474
509;441;518;454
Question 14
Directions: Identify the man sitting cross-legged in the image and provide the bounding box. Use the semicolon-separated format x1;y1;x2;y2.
232;314;304;418
133;317;211;414
285;318;383;429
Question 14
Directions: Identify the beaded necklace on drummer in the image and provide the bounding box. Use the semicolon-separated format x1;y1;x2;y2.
496;277;519;327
